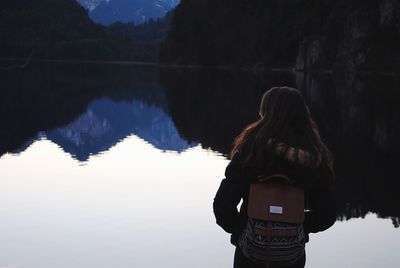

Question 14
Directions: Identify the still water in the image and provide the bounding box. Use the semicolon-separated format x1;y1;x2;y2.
0;63;399;268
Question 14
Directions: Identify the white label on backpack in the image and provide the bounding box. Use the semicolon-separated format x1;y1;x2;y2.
269;205;283;214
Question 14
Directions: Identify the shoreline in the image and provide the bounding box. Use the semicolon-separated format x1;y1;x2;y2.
1;57;400;77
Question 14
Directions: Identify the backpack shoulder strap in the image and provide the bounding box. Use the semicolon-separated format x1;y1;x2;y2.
257;173;291;184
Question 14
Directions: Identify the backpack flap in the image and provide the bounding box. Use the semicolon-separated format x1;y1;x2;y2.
247;176;304;224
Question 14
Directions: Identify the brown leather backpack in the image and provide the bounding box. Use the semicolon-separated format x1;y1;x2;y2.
239;174;305;267
248;174;304;224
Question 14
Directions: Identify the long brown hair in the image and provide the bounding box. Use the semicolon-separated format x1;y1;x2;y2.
231;87;333;170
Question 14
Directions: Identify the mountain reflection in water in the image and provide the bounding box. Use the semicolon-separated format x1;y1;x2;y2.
44;98;194;161
1;62;399;229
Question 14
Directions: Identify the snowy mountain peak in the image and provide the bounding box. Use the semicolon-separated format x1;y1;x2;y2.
77;0;179;25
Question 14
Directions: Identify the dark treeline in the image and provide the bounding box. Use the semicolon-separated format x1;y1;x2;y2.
161;0;400;72
159;68;400;227
109;10;174;43
0;0;157;61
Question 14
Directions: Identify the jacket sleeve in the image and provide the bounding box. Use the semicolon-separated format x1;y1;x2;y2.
213;152;248;234
303;165;337;234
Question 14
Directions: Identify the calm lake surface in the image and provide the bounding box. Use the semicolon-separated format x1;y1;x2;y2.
0;62;399;268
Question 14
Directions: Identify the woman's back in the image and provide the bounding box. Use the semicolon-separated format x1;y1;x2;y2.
213;87;336;268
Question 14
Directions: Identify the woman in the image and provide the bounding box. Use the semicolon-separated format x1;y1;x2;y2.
213;87;336;268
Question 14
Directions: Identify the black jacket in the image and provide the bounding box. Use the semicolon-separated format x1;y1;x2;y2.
213;147;337;246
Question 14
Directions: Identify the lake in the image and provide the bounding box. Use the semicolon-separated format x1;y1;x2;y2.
0;62;399;268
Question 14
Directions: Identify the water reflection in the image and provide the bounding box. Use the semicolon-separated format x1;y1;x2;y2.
1;63;400;228
0;63;168;156
1;63;400;229
0;63;196;161
1;62;400;267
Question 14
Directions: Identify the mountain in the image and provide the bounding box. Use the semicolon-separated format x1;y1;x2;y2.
87;0;179;25
0;0;157;61
161;0;400;72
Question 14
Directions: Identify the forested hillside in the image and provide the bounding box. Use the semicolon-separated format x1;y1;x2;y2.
161;0;400;72
109;11;174;43
0;0;156;61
